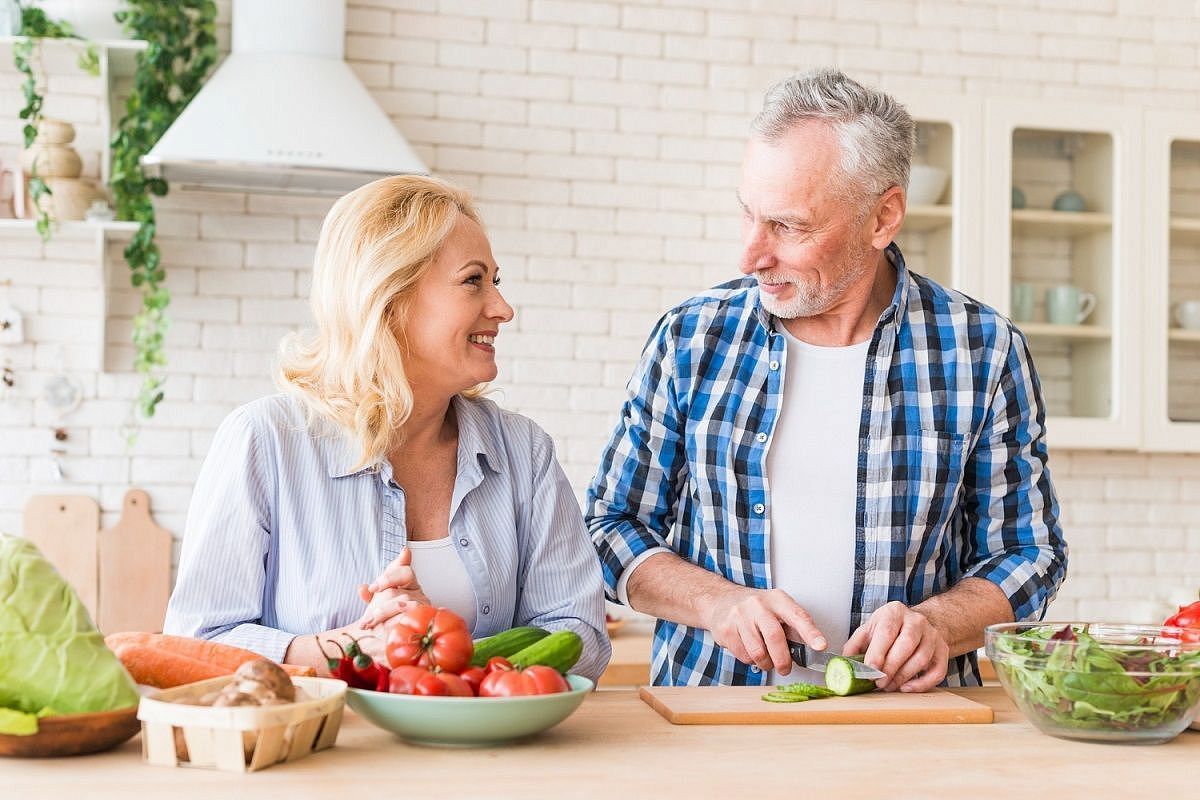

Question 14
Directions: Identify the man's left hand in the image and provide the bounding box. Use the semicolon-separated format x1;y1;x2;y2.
842;601;949;692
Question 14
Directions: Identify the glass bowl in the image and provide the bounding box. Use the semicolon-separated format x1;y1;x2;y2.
985;622;1200;745
345;675;593;747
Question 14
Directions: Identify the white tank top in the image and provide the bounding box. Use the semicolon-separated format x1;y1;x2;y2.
406;537;478;631
766;327;869;685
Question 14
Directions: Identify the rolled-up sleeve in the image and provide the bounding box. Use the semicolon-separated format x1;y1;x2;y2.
515;429;611;683
961;326;1068;622
586;313;686;602
162;407;294;662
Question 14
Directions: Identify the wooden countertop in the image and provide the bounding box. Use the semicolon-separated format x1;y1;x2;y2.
6;687;1194;796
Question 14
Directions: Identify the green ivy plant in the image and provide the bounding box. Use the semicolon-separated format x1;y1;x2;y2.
109;1;217;420
12;3;99;240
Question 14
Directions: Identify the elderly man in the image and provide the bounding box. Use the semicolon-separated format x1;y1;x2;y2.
587;68;1067;691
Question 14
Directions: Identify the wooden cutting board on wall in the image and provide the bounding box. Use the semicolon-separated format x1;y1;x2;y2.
97;489;173;634
22;494;101;619
640;685;994;725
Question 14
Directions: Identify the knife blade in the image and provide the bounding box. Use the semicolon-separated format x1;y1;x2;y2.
787;641;887;680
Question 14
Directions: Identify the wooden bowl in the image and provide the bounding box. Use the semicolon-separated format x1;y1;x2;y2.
0;706;139;758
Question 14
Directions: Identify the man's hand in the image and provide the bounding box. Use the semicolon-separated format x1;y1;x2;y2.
842;601;949;692
702;586;827;674
358;547;432;630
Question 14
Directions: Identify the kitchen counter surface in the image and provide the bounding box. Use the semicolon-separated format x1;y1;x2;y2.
6;686;1193;797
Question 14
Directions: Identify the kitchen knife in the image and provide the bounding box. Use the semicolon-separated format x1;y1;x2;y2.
787;641;887;680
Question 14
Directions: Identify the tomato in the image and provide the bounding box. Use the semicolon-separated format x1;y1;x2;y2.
434;672;474;697
478;665;569;697
522;665;570;694
385;605;474;673
459;666;486;695
1164;600;1200;643
485;656;513;674
388;665;448;696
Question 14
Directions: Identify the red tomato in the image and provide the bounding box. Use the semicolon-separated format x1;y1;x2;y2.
388;665;448;696
385;606;474;673
1164;600;1200;643
523;665;569;694
459;666;487;695
479;669;538;697
434;672;474;697
478;666;569;697
485;656;514;674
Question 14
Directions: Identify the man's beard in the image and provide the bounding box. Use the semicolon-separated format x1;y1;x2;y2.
757;248;875;319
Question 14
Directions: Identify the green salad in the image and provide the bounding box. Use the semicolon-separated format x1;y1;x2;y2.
993;624;1200;733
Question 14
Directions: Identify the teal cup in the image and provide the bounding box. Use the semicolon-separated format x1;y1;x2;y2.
1045;285;1097;325
1011;283;1035;323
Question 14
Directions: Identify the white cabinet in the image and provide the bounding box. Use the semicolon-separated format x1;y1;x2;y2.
1143;110;1200;452
981;99;1142;450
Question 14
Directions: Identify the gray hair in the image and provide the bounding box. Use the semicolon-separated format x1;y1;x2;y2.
751;68;915;203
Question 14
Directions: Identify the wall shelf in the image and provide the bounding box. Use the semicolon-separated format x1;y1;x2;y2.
1168;328;1200;344
1020;322;1112;341
1011;209;1113;237
901;204;952;233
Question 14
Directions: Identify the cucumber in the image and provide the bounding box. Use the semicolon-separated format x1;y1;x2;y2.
824;655;878;696
509;630;583;673
761;692;809;703
774;682;835;699
469;626;551;667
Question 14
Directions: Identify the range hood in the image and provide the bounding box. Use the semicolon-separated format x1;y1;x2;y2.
141;0;427;195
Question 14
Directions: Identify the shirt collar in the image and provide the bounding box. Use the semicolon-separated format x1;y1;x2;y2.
753;241;910;336
321;394;503;479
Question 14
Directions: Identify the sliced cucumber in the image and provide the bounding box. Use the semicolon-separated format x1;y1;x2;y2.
774;682;836;699
761;692;810;703
824;655;878;696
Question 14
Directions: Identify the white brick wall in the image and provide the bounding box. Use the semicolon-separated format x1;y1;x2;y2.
1;0;1198;629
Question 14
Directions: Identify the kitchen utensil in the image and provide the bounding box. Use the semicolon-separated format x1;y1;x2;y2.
1011;282;1036;323
0;706;139;758
907;164;949;205
97;489;173;634
986;622;1200;745
1045;285;1097;325
788;641;886;679
22;494;100;619
1052;189;1087;212
139;675;346;773
1173;300;1200;330
346;675;593;747
639;685;994;725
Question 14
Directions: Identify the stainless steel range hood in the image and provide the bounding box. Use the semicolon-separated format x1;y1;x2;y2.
141;0;427;195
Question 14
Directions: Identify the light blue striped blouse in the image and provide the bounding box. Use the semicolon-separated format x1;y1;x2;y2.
163;393;611;682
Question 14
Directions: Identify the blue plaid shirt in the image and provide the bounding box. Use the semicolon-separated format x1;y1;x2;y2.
586;244;1067;687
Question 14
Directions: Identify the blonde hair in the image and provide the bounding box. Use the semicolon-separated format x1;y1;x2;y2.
276;174;483;471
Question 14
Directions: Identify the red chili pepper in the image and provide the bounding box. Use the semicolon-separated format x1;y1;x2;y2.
315;636;362;686
343;634;390;691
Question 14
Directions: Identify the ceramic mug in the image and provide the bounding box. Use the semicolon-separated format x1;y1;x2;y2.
1011;282;1035;323
1174;300;1200;330
1046;285;1097;325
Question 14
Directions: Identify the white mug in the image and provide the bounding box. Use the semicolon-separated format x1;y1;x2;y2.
1174;300;1200;330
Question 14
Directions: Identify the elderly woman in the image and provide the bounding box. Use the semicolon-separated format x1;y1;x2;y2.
163;175;610;681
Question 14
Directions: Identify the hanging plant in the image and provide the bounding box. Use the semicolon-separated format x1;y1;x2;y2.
12;3;100;240
109;1;217;420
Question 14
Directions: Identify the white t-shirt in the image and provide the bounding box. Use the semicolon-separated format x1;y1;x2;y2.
766;327;869;685
407;537;478;630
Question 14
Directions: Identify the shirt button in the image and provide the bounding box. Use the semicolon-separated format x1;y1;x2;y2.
753;503;765;515
769;360;779;371
751;665;761;673
482;605;490;615
459;538;469;547
755;432;767;443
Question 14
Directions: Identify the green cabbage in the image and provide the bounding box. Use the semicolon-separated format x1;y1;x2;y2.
0;534;139;735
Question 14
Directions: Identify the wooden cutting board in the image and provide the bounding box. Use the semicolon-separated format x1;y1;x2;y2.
97;489;173;634
640;685;994;725
22;494;100;619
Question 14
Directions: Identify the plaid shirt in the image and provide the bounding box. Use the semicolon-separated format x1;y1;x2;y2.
586;244;1067;687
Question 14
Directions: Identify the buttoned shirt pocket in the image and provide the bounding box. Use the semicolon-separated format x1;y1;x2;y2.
908;429;968;530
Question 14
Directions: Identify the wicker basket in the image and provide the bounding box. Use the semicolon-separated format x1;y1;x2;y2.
137;675;346;773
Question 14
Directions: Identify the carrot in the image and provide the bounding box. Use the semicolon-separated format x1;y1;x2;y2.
111;643;230;688
105;632;317;685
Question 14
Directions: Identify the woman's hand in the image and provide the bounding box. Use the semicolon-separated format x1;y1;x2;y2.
358;547;432;630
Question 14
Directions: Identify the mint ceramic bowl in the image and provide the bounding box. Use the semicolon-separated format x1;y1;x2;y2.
345;675;593;747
